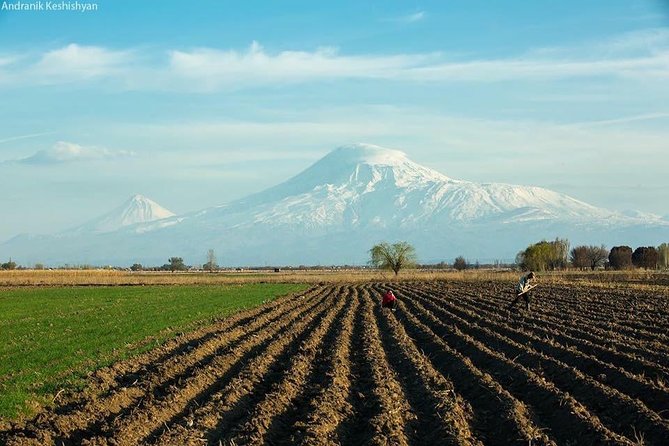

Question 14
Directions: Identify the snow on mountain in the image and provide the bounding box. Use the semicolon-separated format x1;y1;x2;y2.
620;209;665;223
188;143;616;230
2;144;667;266
70;194;175;234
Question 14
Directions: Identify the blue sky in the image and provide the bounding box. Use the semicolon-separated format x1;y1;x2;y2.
0;0;668;240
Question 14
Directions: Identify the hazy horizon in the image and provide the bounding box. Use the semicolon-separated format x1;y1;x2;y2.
1;0;668;240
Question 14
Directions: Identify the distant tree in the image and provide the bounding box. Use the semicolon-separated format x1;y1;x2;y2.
165;257;187;272
632;246;659;270
570;246;589;270
453;256;468;271
203;249;218;272
130;263;143;271
369;241;417;276
609;246;633;270
572;245;608;270
586;245;609;270
658;243;669;269
34;263;45;270
551;238;570;270
517;238;569;272
1;259;17;270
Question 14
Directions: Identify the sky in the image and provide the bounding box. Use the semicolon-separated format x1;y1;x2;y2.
0;0;668;240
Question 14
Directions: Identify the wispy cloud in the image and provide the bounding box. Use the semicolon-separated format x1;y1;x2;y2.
383;11;426;23
0;28;667;90
0;131;57;145
0;56;16;67
566;112;669;128
6;141;135;165
402;53;669;82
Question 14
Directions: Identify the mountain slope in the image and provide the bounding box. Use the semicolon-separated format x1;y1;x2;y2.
172;143;618;231
2;144;667;266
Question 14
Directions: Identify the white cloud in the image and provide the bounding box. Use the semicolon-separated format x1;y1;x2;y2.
167;41;435;90
11;141;135;165
0;28;667;90
32;44;133;81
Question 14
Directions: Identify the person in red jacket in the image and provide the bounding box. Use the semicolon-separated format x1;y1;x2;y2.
382;289;397;311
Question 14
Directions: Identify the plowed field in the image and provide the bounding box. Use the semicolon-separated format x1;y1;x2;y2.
3;281;669;445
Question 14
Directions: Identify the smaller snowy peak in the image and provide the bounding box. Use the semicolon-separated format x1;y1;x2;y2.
71;194;176;234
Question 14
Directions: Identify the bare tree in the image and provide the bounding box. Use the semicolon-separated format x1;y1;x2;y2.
369;242;417;276
570;246;589;270
586;245;608;270
204;249;218;272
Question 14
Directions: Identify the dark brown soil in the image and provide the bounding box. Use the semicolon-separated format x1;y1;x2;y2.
3;281;668;445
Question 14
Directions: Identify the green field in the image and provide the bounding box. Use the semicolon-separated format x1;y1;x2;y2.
0;283;307;420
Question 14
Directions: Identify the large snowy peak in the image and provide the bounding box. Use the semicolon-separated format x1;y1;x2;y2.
237;143;451;206
193;143;614;232
71;194;175;234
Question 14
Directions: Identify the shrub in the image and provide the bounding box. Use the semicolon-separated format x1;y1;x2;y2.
632;246;659;270
453;256;468;271
609;246;633;270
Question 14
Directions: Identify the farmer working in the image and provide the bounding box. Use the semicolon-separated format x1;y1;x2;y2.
382;289;397;311
508;271;536;312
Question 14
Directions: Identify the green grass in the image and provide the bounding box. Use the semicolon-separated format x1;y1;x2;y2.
0;283;307;420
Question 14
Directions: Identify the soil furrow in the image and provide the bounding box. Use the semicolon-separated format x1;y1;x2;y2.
401;284;669;417
389;294;547;445
3;287;324;446
4;281;668;446
151;286;344;446
220;288;353;445
421;282;669;375
367;284;482;446
89;287;337;446
407;287;669;445
398;289;632;445
336;286;413;446
354;285;414;446
275;287;359;446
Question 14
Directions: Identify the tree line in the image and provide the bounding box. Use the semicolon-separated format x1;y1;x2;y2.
367;239;669;275
516;239;669;271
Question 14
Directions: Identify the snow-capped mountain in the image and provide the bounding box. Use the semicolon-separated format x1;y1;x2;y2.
2;144;667;266
71;194;175;234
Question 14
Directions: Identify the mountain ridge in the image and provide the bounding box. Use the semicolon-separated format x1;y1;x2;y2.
2;144;667;266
